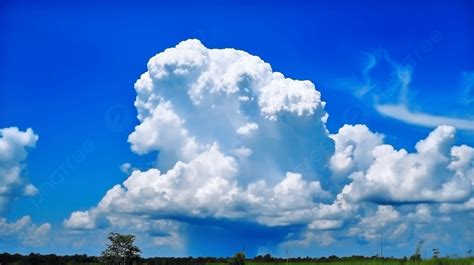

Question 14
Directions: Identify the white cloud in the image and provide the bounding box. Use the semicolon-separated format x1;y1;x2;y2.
63;40;474;253
439;198;474;213
23;183;39;196
389;223;408;240
120;162;133;174
66;39;335;233
232;147;253;158
348;205;400;241
283;230;335;248
308;219;343;230
407;204;433;223
64;210;98;230
236;122;259;136
65;146;332;228
338;125;472;204
106;215;183;248
0;216;51;247
259;74;324;120
330;124;383;176
0;127;39;212
376;104;474;130
23;223;52;247
128;101;200;168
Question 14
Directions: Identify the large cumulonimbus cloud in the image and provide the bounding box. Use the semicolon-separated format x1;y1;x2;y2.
65;39;337;230
64;40;474;253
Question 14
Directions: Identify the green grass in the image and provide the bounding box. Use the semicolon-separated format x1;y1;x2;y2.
210;258;474;265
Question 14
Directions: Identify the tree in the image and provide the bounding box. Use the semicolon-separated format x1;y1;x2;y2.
228;251;246;265
100;232;141;265
432;248;440;259
409;240;424;262
263;254;273;262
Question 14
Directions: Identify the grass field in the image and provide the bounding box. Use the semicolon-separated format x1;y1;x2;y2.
3;254;474;265
208;258;474;265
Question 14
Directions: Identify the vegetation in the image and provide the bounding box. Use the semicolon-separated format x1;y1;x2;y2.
228;252;246;265
1;253;474;265
410;240;424;262
100;232;141;265
1;234;473;265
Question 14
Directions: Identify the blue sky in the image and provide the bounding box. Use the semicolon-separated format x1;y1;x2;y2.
1;0;473;258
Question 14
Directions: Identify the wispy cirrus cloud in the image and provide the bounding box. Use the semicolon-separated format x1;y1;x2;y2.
353;51;474;131
461;71;474;105
375;104;474;130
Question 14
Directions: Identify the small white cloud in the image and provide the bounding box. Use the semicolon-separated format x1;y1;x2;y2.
64;210;98;230
120;162;133;174
232;147;253;157
308;219;343;230
236;122;259;136
23;183;39;196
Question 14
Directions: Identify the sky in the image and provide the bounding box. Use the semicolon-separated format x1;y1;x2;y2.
1;0;474;259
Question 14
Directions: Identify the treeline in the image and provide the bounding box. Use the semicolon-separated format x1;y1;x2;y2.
0;252;401;265
0;253;99;264
254;254;399;263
